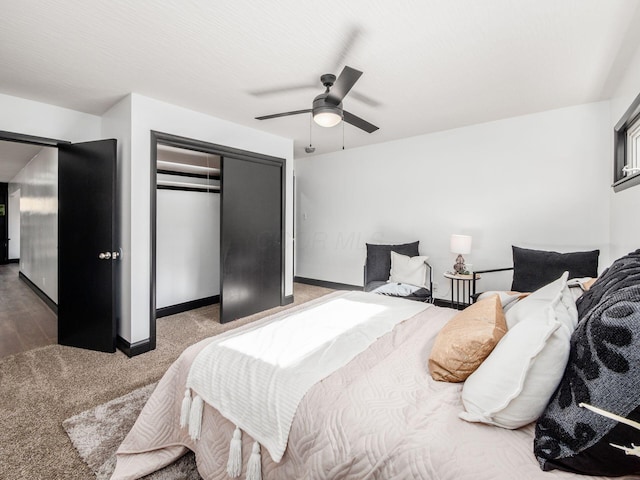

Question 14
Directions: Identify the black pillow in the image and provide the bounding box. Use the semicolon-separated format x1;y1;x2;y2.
365;241;419;284
511;246;599;292
534;249;640;476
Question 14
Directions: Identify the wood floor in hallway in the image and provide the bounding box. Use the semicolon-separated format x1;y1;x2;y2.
0;263;57;358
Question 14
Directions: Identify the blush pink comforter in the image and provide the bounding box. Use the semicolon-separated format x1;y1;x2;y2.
112;296;635;480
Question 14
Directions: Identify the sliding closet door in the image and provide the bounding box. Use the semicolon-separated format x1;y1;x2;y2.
0;183;7;264
220;156;282;323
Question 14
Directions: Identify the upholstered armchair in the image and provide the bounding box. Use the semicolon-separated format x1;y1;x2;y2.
471;246;599;301
363;241;433;303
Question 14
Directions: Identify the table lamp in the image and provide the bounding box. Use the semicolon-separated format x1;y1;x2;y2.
450;234;472;274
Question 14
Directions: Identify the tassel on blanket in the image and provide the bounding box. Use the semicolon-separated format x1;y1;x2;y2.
188;395;204;440
227;426;242;478
246;441;262;480
180;389;191;428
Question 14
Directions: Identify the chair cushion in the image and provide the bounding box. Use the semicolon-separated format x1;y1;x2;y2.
365;281;431;302
365;241;419;283
534;249;640;476
511;246;599;292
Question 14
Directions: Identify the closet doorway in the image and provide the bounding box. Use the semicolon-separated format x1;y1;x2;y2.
154;144;222;317
150;132;285;345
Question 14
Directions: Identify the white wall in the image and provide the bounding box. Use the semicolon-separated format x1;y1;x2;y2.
156;190;220;308
609;41;640;260
9;148;58;302
295;102;611;298
123;93;294;344
0;94;101;302
8;188;20;259
0;93;101;142
101;95;132;346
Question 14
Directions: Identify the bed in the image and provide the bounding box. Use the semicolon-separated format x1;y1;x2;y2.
112;282;639;480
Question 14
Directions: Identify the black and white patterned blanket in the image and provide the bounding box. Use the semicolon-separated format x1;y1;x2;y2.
534;249;640;476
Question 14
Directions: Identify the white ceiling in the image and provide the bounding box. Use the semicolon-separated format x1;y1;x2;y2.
0;141;46;182
1;0;639;160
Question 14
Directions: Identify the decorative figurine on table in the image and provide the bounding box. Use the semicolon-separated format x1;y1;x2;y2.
450;234;472;274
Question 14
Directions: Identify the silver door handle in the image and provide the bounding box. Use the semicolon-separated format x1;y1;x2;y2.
98;252;112;260
112;251;120;259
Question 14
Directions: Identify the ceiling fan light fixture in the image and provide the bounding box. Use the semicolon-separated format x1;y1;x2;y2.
313;109;343;128
255;65;378;133
312;92;343;128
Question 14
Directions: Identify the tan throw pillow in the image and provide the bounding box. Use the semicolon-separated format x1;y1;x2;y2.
582;277;597;290
429;295;507;383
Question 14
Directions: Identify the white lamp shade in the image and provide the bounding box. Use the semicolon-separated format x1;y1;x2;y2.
450;234;472;254
314;111;342;127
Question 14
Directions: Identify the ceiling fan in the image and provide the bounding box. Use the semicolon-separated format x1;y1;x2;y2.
255;66;379;134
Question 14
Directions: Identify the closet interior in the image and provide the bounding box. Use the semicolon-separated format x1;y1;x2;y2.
155;144;221;317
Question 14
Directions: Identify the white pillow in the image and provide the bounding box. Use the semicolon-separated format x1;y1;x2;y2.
459;272;578;429
388;251;429;288
505;272;577;330
477;290;526;312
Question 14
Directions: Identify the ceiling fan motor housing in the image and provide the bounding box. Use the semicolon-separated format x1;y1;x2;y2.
320;73;336;88
312;92;343;120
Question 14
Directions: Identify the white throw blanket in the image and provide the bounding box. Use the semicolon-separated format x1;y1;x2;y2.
182;291;429;466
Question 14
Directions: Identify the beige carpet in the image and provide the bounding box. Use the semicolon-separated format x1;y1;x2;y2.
0;283;334;480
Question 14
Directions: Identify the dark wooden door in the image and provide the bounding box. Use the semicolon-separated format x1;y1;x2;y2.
220;156;282;323
0;182;7;264
58;139;118;352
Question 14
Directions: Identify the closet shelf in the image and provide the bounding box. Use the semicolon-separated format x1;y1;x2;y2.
157;160;220;175
157;179;220;190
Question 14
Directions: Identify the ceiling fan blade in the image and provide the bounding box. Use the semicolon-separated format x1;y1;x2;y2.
255;109;311;121
348;91;381;108
333;26;362;73
326;66;362;105
343;110;379;133
248;84;316;97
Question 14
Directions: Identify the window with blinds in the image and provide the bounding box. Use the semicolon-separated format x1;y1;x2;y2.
614;90;640;192
624;116;640;177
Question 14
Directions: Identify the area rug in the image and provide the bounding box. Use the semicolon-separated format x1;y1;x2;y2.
63;382;200;480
